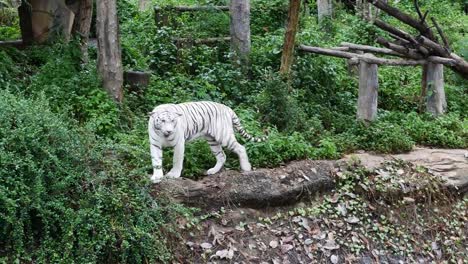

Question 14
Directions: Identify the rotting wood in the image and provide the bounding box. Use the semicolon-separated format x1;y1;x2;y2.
280;0;301;76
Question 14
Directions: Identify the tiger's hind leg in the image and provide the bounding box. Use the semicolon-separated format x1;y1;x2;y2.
226;136;251;172
206;140;226;175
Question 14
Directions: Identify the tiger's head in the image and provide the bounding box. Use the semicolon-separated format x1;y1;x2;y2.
150;111;182;138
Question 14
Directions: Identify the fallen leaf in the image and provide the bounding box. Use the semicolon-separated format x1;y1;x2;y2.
330;254;339;264
322;239;339;250
186;241;195;248
269;240;279;248
213;248;234;259
200;242;212;250
345;216;360;224
337;203;347;216
281;235;295;244
281;244;294;254
329;193;340;203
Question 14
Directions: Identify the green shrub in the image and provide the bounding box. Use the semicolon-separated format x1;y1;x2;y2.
0;91;185;263
257;72;306;132
351;121;415;153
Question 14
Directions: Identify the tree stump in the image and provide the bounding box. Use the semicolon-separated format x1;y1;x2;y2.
425;62;446;116
357;57;379;122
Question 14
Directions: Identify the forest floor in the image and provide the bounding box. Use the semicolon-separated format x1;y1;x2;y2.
162;148;468;264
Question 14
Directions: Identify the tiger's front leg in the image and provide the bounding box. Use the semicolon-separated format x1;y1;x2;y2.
166;141;185;178
150;143;164;183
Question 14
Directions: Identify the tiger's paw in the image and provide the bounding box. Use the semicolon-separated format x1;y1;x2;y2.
150;169;164;183
165;170;181;179
206;167;221;175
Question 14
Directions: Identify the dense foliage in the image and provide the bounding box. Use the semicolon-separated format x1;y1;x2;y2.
0;0;466;262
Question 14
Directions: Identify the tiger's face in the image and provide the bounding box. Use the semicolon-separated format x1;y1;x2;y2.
152;111;182;138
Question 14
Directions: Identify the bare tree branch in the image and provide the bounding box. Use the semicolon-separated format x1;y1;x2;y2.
430;17;450;51
370;0;436;40
376;37;423;59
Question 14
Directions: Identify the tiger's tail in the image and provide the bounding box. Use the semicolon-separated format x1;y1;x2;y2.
232;114;267;143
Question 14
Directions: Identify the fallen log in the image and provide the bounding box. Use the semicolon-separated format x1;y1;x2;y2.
373;19;418;45
340;42;400;57
299;45;455;66
152;160;336;209
376;37;423;59
154;5;229;12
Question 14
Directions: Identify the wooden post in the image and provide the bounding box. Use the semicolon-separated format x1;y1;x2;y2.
317;0;332;23
18;4;33;45
97;0;124;103
279;0;300;76
138;0;151;11
357;56;379;122
229;0;251;69
425;62;446;116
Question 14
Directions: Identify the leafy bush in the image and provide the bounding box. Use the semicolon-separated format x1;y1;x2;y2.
257;72;306;131
0;91;185;263
17;42;120;136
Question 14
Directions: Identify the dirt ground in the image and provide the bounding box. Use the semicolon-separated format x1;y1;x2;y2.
156;148;468;264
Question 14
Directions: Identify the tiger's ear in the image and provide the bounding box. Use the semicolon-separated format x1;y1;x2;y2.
148;111;156;116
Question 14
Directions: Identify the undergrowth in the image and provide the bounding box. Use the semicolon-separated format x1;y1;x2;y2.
0;0;466;262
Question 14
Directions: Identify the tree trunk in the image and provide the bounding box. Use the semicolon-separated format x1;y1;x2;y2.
72;0;93;62
229;0;251;70
356;0;385;21
419;64;428;113
138;0;150;11
279;0;300;76
18;3;33;45
425;63;446;116
96;0;124;103
317;0;332;23
357;58;379;122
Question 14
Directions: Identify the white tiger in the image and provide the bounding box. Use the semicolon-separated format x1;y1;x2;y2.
148;101;266;183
